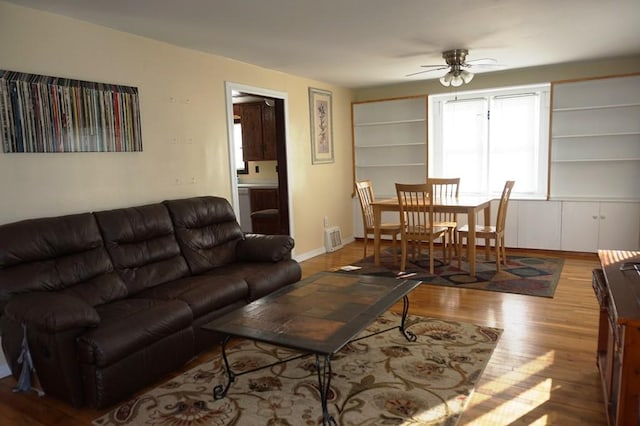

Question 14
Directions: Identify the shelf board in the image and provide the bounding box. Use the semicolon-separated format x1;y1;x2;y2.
553;102;640;112
552;158;640;163
550;196;640;203
354;118;425;127
553;131;640;139
355;142;425;149
356;163;425;168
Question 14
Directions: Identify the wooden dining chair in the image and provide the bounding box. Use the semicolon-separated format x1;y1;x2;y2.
457;180;515;272
395;183;449;274
355;180;401;264
427;177;460;260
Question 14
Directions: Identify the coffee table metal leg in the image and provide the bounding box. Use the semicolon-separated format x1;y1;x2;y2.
315;354;336;426
213;335;235;400
400;295;417;342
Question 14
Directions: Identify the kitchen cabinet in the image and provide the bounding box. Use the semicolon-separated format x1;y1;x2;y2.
237;188;252;233
561;201;640;252
234;101;276;161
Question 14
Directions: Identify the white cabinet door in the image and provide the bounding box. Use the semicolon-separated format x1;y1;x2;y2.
598;202;640;251
517;201;562;250
560;201;640;252
561;202;600;252
504;200;518;248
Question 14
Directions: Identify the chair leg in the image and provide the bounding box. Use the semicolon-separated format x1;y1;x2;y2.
391;233;398;265
363;234;368;258
457;234;464;268
501;236;507;266
450;228;457;259
429;239;435;274
400;237;407;272
495;236;501;272
485;239;491;260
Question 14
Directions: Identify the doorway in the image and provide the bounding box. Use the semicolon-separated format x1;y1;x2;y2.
225;82;292;238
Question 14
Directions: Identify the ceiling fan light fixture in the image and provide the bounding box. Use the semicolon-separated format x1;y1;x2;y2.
450;74;464;87
439;72;453;86
461;70;474;84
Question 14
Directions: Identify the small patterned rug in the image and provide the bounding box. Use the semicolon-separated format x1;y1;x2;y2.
340;249;564;298
93;312;501;426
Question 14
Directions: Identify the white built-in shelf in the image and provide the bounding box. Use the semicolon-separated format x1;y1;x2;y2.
550;74;640;203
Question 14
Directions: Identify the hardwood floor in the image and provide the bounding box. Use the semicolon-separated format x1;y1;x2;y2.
0;242;606;425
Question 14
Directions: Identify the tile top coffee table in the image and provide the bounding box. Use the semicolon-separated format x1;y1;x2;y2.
202;271;421;425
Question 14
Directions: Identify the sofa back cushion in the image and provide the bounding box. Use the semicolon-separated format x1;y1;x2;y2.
164;196;244;274
0;213;127;314
94;203;190;295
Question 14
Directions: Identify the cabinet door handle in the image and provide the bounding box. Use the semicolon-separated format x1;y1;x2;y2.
600;215;605;220
592;215;598;219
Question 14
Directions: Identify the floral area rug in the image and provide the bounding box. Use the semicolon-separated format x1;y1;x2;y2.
93;312;501;426
340;249;564;298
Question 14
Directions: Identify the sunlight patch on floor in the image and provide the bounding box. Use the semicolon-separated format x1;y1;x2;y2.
463;351;555;424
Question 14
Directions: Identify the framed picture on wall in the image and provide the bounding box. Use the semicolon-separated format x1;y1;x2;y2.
308;87;334;164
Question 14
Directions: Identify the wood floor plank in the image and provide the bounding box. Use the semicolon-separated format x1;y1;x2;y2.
0;242;606;425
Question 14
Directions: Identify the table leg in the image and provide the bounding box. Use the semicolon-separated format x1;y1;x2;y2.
373;205;382;266
467;207;477;276
315;354;336;426
213;335;235;400
399;295;417;342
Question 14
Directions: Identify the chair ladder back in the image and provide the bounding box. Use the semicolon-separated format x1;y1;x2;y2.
495;180;515;233
396;183;434;240
427;177;460;223
355;180;376;229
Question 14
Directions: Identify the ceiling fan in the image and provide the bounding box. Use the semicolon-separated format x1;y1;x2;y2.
407;49;503;87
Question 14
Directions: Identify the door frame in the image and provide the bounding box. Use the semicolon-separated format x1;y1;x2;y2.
224;82;295;244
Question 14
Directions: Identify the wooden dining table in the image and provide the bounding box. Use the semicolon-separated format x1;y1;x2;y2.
371;195;495;276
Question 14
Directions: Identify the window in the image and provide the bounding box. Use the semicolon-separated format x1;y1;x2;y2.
234;120;248;174
429;84;550;198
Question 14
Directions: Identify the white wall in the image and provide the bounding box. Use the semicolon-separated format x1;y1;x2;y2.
0;1;355;256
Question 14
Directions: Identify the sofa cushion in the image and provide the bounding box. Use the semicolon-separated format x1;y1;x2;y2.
205;260;301;301
94;203;190;295
135;274;249;318
0;213;127;314
5;293;100;333
77;298;192;367
164;196;245;274
236;234;295;262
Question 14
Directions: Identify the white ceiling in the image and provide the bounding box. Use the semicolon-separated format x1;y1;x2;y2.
5;0;640;88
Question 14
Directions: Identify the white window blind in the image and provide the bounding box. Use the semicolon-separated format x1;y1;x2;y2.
430;84;550;198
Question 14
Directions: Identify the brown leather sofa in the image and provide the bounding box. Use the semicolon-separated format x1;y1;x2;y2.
0;196;301;408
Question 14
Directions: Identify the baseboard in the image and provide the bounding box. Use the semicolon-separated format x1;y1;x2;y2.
294;235;355;262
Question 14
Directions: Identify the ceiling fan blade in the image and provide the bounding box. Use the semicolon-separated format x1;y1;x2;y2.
405;68;447;77
469;63;507;69
466;58;498;65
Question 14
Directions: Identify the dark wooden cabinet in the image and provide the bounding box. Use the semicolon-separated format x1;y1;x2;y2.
233;101;276;161
594;250;640;426
249;188;280;235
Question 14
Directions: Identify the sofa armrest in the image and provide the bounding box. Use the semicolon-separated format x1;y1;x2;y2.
236;234;294;262
4;293;100;333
